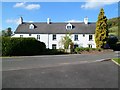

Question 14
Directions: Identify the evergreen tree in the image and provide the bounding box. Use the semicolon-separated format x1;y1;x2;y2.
95;8;108;48
7;27;12;36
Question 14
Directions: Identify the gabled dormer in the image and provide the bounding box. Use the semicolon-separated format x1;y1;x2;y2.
66;23;73;30
29;24;34;29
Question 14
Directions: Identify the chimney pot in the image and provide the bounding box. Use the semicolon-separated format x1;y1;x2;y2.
47;18;51;24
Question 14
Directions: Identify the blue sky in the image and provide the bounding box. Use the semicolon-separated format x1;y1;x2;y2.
1;1;119;32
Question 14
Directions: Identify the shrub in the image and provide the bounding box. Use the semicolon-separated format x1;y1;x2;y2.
75;47;84;54
84;47;90;52
91;48;96;50
74;47;100;53
2;37;46;56
75;47;79;54
0;37;2;56
107;35;118;49
96;48;102;51
45;49;68;55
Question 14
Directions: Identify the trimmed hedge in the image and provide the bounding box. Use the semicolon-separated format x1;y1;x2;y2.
2;37;46;56
0;37;2;56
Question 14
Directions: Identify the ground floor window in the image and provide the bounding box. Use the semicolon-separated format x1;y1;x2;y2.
52;44;57;49
88;44;92;48
74;44;78;49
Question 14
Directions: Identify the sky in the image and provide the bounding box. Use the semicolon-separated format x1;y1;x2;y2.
1;0;119;32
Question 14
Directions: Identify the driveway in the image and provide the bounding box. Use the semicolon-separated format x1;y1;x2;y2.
2;52;119;88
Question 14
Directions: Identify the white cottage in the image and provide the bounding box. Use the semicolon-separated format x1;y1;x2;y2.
12;17;96;49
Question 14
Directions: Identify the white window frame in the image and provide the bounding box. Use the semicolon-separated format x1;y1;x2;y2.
66;23;72;30
83;34;85;37
20;35;23;38
52;34;56;40
52;44;57;49
37;35;40;40
89;35;93;41
29;24;34;29
29;34;31;36
88;44;92;48
74;34;78;41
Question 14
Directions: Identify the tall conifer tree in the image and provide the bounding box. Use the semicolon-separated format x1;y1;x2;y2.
95;8;108;48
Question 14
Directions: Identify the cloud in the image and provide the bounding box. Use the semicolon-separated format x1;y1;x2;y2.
66;19;82;23
6;19;20;25
13;2;25;8
13;2;40;10
81;0;119;9
28;21;34;23
6;18;34;25
25;4;40;10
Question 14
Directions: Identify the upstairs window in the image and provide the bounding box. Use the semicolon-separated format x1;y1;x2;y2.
37;35;40;40
29;34;31;36
89;35;93;41
83;34;85;37
66;23;72;30
52;34;56;40
20;35;23;38
74;35;78;41
29;24;34;29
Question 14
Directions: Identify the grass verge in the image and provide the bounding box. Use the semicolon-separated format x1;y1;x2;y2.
112;58;120;65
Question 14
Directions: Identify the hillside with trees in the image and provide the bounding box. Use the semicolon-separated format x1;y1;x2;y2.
107;17;120;50
107;17;120;40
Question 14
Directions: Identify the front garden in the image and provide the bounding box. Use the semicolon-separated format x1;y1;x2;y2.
74;47;113;54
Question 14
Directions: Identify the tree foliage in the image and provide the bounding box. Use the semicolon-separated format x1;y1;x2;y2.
95;8;108;48
60;34;73;52
107;17;120;28
2;27;12;37
7;27;12;36
107;17;120;40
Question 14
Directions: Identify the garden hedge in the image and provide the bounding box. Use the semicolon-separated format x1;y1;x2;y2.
2;37;46;56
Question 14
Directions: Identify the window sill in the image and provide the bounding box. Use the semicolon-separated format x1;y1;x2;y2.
89;40;93;41
74;40;79;41
53;39;57;40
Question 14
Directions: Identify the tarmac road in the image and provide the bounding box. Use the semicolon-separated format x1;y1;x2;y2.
2;52;119;88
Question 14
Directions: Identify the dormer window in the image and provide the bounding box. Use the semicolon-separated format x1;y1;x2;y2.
66;23;72;30
29;24;34;29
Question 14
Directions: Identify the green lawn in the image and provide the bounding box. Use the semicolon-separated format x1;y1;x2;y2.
113;58;120;64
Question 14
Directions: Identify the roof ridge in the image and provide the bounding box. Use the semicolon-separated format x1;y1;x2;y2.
23;22;96;24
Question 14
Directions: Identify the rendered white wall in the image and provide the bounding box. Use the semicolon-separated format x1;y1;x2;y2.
12;33;96;49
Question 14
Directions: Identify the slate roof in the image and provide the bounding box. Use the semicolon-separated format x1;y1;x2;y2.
15;22;96;34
